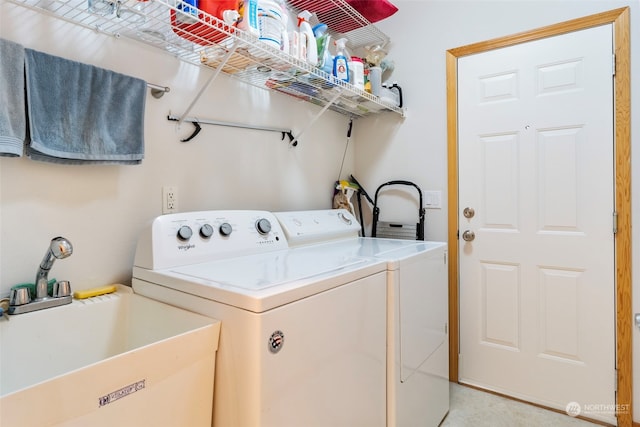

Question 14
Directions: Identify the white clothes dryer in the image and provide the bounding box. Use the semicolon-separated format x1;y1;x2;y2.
132;210;388;427
275;209;449;427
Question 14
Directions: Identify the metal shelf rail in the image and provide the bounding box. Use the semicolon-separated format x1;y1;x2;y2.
5;0;404;120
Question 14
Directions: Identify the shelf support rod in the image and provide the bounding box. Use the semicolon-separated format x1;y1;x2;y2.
176;43;238;126
290;89;344;146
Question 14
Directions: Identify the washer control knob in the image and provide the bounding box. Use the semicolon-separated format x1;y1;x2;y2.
219;222;233;236
199;224;214;239
177;225;193;241
256;218;272;235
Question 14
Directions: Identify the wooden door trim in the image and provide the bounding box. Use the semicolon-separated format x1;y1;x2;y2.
446;7;632;426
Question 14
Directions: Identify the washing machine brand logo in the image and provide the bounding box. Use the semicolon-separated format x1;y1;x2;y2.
269;330;285;354
257;238;276;245
177;244;195;251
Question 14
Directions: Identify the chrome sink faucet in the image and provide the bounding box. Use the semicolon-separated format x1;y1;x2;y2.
35;237;73;300
8;237;74;315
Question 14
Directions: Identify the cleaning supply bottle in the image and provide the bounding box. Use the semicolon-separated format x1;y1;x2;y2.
333;38;350;82
297;10;317;66
289;30;300;59
172;0;240;44
199;0;240;24
313;23;332;74
280;3;290;54
320;34;332;74
256;0;287;50
237;0;259;36
349;56;365;90
296;28;306;62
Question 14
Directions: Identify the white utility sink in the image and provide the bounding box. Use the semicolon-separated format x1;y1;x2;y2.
0;285;220;427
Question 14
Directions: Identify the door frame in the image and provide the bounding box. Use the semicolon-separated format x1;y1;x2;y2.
446;7;631;426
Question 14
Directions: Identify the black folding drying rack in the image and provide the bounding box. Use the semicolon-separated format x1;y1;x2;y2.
350;176;425;240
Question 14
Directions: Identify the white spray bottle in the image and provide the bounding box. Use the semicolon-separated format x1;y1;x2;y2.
297;10;318;66
333;38;349;82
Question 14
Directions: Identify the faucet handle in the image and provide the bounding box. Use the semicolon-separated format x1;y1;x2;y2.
52;281;71;298
9;288;31;306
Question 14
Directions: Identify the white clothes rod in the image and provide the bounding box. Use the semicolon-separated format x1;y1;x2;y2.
167;114;295;145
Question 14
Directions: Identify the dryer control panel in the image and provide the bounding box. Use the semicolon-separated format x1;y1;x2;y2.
274;209;361;247
134;210;289;270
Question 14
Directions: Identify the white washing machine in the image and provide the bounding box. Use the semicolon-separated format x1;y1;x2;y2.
131;210;388;427
275;209;449;427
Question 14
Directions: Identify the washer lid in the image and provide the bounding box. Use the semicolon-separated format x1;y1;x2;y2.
174;246;370;291
134;243;387;312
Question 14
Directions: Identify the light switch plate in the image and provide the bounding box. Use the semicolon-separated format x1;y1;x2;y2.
424;191;442;209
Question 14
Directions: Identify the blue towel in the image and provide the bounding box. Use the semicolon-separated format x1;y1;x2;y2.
0;38;26;157
24;49;146;165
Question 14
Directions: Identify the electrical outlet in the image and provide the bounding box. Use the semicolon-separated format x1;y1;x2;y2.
162;186;178;214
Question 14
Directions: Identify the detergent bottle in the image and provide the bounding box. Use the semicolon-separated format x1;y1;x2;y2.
237;0;259;36
332;38;349;82
297;10;317;66
172;0;240;44
257;0;287;50
199;0;240;24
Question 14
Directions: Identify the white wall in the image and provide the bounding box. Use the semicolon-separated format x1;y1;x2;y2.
3;0;640;420
0;2;354;293
353;0;640;421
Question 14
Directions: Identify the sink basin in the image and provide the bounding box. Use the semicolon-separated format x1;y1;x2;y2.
0;285;220;427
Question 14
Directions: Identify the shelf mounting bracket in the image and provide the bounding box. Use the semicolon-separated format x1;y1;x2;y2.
176;43;238;127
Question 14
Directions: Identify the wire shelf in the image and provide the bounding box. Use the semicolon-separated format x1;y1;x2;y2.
6;0;403;118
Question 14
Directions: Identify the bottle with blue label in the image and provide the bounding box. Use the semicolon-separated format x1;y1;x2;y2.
333;38;349;82
176;0;199;23
238;0;259;36
258;0;287;50
313;23;333;74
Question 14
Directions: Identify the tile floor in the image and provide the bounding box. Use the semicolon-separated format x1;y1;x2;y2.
440;383;605;427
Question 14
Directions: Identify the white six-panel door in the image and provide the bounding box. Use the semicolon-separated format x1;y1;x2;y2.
457;24;615;423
